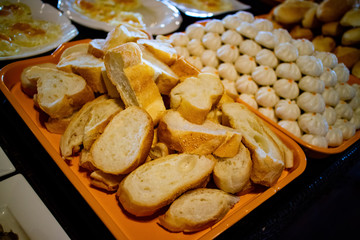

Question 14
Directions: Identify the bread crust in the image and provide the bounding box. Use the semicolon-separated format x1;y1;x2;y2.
158;110;242;156
221;102;291;187
116;154;215;217
32;67;95;119
104;42;166;125
90;106;154;175
213;142;252;194
60;95;119;159
158;188;239;232
170;73;224;125
57;52;107;94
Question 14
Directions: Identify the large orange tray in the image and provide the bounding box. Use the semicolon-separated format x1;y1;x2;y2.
0;40;306;240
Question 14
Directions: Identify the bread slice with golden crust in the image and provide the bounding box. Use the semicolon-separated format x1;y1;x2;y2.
102;23;150;53
170;57;200;82
159;188;239;232
213;142;252;194
170;73;224;125
116;153;215;217
139;45;179;95
59;43;90;61
90;106;154;175
31;66;95;119
158;110;242;157
60;95;123;159
104;42;166;125
88;39;106;58
21;63;57;97
45;114;75;134
90;170;125;192
82;97;124;150
137;38;178;65
221;102;290;187
57;52;106;94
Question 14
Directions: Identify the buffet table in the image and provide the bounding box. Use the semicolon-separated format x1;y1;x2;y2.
1;1;359;239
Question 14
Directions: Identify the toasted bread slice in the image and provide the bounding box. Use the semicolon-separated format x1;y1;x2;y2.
59;43;89;61
139;45;179;95
102;24;150;53
90;106;154;175
45;113;75;134
170;57;201;82
88;39;106;58
117;153;215;217
20;63;57;97
104;42;166;125
221;102;287;187
170;73;224;124
57;52;106;93
90;170;125;192
30;66;94;119
79;149;97;171
101;67;120;98
60;95;123;159
82;98;124;150
158;110;242;157
159;188;239;232
137;38;178;65
213;142;252;194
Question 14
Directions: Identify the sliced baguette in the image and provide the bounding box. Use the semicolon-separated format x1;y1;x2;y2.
116;153;215;217
20;63;57;97
31;66;95;119
221;102;286;187
104;42;166;125
170;57;200;82
139;45;179;95
90;106;154;175
57;52;106;93
90;170;125;192
213;142;252;194
137;38;178;65
159;188;239;232
102;23;150;53
45;113;75;134
60;95;123;159
158;110;242;157
101;67;120;98
79;149;97;171
170;73;224;125
82;97;124;150
59;43;89;61
88;39;106;58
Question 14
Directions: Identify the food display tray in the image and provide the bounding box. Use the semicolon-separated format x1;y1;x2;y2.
0;40;306;240
238;75;360;159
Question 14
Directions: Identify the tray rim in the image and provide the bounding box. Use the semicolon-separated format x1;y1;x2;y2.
0;39;307;240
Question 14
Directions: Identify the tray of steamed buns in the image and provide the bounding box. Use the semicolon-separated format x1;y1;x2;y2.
163;7;360;158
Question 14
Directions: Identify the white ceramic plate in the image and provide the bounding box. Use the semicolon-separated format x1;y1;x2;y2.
0;0;78;61
58;0;183;35
164;0;251;17
0;147;15;178
0;174;70;240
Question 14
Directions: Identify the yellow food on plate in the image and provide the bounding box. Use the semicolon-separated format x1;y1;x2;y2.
0;1;62;57
73;0;145;29
172;0;233;12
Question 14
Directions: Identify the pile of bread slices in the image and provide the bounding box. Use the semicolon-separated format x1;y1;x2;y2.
20;23;294;233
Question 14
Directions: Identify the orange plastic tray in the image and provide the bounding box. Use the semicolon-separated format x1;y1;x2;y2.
237;74;360;159
0;40;306;240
